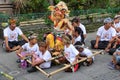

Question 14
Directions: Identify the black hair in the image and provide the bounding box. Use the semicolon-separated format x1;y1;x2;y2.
61;8;66;11
74;27;81;35
71;17;80;23
45;32;51;35
74;27;85;44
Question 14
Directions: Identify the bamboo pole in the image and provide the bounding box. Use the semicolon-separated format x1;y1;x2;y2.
54;59;68;66
17;53;49;77
48;50;103;77
17;53;63;77
0;71;15;80
54;59;74;72
48;54;64;61
17;53;64;62
26;60;50;77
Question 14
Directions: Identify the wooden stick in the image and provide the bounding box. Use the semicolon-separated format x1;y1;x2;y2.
48;58;86;77
48;54;64;61
48;50;103;77
17;53;64;62
54;59;74;72
54;59;67;66
26;60;50;77
17;53;49;77
0;71;15;80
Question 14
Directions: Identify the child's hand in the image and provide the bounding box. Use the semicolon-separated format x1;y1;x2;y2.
64;53;68;57
15;50;19;53
117;52;120;55
29;53;33;56
52;52;60;56
29;51;35;56
21;56;25;60
31;51;35;54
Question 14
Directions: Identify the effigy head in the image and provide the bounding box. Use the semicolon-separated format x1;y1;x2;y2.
56;1;70;16
48;1;73;35
48;1;70;17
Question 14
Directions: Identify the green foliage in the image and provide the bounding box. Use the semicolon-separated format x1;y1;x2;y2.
54;0;61;4
12;0;120;14
22;0;50;13
0;13;9;23
12;0;28;14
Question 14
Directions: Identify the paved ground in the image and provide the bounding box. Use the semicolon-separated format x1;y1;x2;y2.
0;32;120;80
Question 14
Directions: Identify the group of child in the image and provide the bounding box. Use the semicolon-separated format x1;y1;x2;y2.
3;1;120;74
49;1;120;71
3;17;120;74
3;14;94;74
16;33;52;72
15;31;94;73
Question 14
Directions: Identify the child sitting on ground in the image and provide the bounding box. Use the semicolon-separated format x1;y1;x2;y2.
105;28;120;52
73;27;84;45
76;45;94;66
44;32;55;50
27;42;52;73
16;34;38;65
57;35;80;72
108;48;120;70
112;28;120;48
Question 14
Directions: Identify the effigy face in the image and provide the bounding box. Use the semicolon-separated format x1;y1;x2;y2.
48;1;73;35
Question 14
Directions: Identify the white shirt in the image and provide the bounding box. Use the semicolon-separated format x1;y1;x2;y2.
79;23;86;35
22;43;39;53
35;50;52;68
114;22;120;28
64;44;79;63
74;35;81;44
80;48;94;60
97;26;116;41
3;27;23;41
116;32;120;37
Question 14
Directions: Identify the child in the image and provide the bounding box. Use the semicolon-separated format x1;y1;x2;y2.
27;42;52;73
112;31;120;49
113;15;120;31
105;22;120;53
73;27;84;45
71;17;87;39
108;48;120;70
58;35;79;72
44;32;55;50
16;34;38;63
76;45;94;66
105;28;120;52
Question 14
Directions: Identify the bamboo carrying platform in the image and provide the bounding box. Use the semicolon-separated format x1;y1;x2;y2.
17;53;64;77
17;50;103;78
48;50;103;77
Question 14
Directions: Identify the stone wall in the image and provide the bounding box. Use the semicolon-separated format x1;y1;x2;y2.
0;0;13;15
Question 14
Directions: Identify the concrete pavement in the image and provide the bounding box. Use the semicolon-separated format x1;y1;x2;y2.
0;32;120;80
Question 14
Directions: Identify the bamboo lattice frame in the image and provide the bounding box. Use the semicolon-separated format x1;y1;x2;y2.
17;50;103;77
